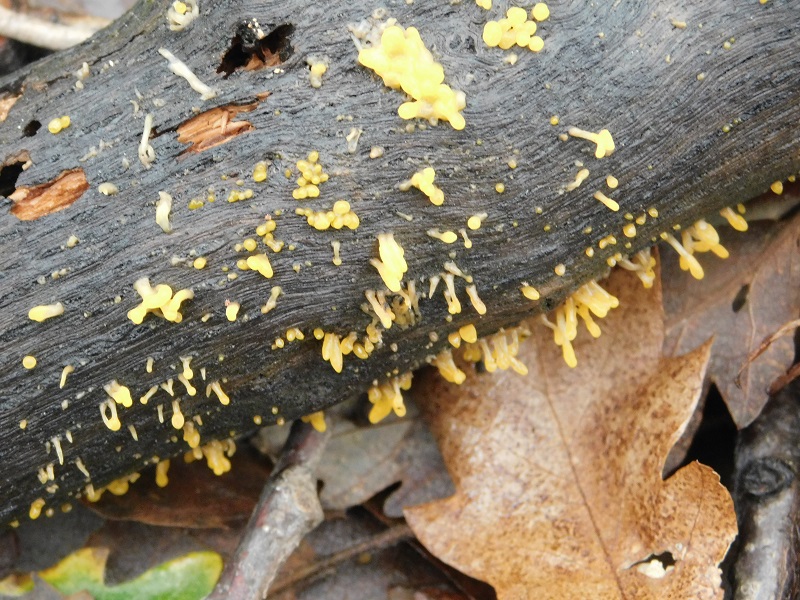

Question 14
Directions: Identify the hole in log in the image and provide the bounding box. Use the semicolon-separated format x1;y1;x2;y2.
218;22;294;78
732;284;749;313
0;152;29;197
176;96;268;154
23;120;41;137
9;168;89;220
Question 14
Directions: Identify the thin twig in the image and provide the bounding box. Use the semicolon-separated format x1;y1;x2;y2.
769;361;800;396
735;318;800;388
0;7;106;50
207;421;330;600
267;523;414;596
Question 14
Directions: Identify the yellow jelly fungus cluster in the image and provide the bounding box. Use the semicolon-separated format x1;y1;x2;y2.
400;167;445;205
255;217;284;253
301;411;327;432
104;380;133;407
569;127;616;158
482;5;549;52
253;161;268;182
358;25;467;130
371;233;408;292
540;281;619;368
661;219;730;280
127;278;194;324
47;115;71;134
292;151;329;199
295;200;360;230
28;302;64;322
227;188;254;202
187;440;235;476
368;372;413;423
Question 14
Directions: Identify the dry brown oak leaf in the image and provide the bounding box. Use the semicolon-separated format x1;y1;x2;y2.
663;212;800;429
405;266;737;600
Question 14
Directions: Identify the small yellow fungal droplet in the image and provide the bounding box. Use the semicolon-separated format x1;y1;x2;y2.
606;175;619;189
623;223;637;238
532;2;550;21
313;327;324;340
155;460;170;488
521;284;540;300
226;301;240;322
554;264;566;276
193;257;207;269
23;355;37;369
483;21;503;47
528;36;544;52
771;180;783;195
253;161;268;182
19;419;27;430
459;324;478;344
301;411;327;432
549;115;560;126
30;498;45;520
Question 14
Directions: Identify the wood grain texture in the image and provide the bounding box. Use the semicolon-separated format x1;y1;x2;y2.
0;0;798;522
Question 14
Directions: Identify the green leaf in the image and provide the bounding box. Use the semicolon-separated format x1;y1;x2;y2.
38;547;222;600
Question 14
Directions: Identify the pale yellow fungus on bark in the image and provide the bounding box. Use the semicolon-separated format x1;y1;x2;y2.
467;213;487;230
29;302;64;322
105;380;133;407
261;286;283;314
401;167;444;205
155;460;170;488
301;411;327;432
155;191;173;233
60;365;74;388
720;206;748;231
158;48;216;100
427;229;458;243
100;400;121;431
193;257;207;269
22;355;36;369
358;25;466;130
371;233;407;292
98;182;119;195
367;372;413;423
521;284;540;300
569;127;616;158
253;161;268;182
140;386;158;405
606;175;619;189
29;498;45;520
565;168;589;191
225;301;240;322
771;180;783;195
208;381;230;405
247;253;274;278
593;190;620;211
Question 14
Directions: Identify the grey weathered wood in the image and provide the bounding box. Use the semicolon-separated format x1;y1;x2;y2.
0;0;798;523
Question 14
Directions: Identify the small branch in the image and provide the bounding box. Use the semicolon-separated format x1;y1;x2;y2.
267;522;414;596
732;379;800;598
0;7;106;50
735;319;800;388
207;421;330;600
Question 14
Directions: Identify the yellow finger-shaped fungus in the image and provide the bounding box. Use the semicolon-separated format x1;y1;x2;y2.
29;302;64;322
400;167;445;206
433;350;467;384
367;372;413;423
720;206;748;232
371;233;407;292
104;380;133;408
358;25;466;130
462;328;529;375
540;281;619;368
569;127;616;158
618;249;657;289
301;411;327;432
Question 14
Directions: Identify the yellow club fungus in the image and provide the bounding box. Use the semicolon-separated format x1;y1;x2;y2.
227;188;254;202
367;372;413;423
358;25;466;130
332;240;342;266
593;190;620;211
401;167;445;206
322;331;344;373
292;151;328;199
178;374;196;396
308;59;328;88
29;498;45;520
442;273;462;314
720;206;748;231
140;385;158;404
155;191;173;233
365;289;396;329
606;174;619;189
301;411;327;432
105;380;133;407
521;284;541;300
22;355;37;369
171;399;185;429
433;350;467;384
568;127;616;158
465;284;487;315
29;302;64;322
467;213;487;230
261;286;283;314
618;249;657;288
60;365;74;388
161;288;194;322
427;229;458;243
247;253;274;278
127;278;192;325
371;233;407;292
207;381;230;405
158;48;216;100
155;459;170;488
540;281;619;367
225;301;240;321
623;223;637;238
100;399;121;431
98;182;119;196
566;168;589;191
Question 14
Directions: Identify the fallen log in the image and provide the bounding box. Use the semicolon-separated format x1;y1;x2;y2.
0;0;798;523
